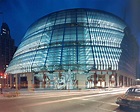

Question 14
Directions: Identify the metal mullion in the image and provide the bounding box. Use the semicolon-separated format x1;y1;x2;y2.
31;17;49;71
60;11;67;67
76;10;78;66
44;13;57;69
86;11;95;69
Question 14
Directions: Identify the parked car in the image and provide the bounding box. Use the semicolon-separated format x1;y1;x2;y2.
116;87;140;109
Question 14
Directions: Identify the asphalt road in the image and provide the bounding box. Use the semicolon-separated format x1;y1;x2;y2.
0;89;139;112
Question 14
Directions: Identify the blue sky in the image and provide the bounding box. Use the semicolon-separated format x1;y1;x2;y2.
0;0;130;45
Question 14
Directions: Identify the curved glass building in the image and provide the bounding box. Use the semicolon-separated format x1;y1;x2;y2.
6;8;138;90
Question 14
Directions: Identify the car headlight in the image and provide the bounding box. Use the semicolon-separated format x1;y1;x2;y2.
117;97;122;102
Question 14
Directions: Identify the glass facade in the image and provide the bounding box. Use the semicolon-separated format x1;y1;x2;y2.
6;9;138;89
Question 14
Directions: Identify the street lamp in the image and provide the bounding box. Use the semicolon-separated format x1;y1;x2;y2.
0;73;4;94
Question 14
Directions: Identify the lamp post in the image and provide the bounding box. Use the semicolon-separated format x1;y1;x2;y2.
0;73;4;94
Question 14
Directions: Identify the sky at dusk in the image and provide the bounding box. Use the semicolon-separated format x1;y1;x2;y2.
0;0;129;46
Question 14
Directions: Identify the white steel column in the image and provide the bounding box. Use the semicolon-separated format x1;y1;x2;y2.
126;77;128;86
105;74;109;87
127;77;130;87
18;74;21;89
9;74;13;88
117;74;119;87
130;78;132;86
15;74;19;90
123;76;125;87
132;79;135;86
76;74;86;89
27;73;34;91
6;75;8;88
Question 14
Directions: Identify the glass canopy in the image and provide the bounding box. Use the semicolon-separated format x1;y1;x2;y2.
6;8;135;75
